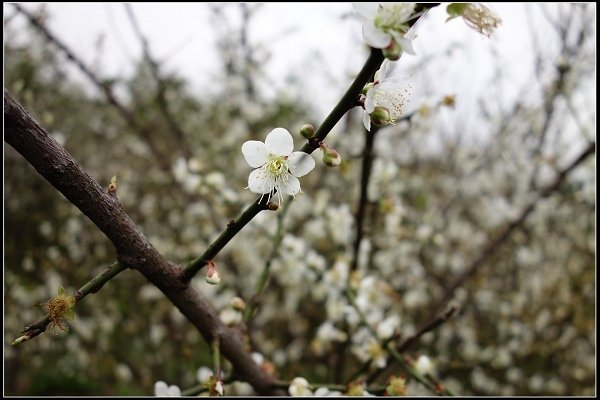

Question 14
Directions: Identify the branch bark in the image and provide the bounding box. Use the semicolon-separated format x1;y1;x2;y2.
4;89;281;395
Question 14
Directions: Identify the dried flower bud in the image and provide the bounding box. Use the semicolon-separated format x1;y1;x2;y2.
266;201;279;211
208;376;224;396
386;376;408;396
108;175;117;196
447;3;501;38
299;124;316;139
441;94;456;108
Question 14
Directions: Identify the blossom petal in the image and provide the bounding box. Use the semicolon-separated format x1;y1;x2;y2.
242;140;268;168
248;169;274;194
363;22;391;48
154;381;168;396
353;2;379;19
374;60;390;82
66;296;76;307
288;152;315;177
392;33;416;55
363;111;372;131
64;309;75;321
279;175;301;196
167;385;182;396
365;88;376;113
265;128;294;156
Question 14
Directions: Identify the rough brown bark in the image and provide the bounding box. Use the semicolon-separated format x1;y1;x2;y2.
4;89;280;395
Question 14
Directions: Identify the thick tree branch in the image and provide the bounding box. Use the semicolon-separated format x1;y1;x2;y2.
4;89;281;395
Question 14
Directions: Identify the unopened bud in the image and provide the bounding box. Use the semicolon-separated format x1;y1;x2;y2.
369;106;391;127
11;335;31;345
299;124;315;139
441;95;456;108
230;296;246;311
383;39;402;61
206;261;221;285
322;148;342;168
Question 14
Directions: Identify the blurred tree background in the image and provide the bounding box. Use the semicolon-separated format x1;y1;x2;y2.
4;3;595;396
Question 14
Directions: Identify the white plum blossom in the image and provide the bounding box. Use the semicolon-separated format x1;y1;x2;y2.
288;377;313;396
154;381;181;397
314;387;343;396
196;366;213;384
414;355;435;376
354;3;417;53
363;60;411;131
242;128;315;204
376;315;401;340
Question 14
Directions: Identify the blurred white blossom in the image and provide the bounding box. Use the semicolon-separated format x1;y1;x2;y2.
154;381;181;397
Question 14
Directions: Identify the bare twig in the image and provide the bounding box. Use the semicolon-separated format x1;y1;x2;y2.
433;141;596;313
124;4;192;157
13;3;174;172
14;261;127;343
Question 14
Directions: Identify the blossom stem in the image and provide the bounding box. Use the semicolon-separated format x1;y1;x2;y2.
244;199;292;322
212;337;222;381
351;126;379;272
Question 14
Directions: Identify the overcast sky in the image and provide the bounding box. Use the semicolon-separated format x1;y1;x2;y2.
4;3;584;128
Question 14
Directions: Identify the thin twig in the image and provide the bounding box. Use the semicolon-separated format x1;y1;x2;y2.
433;141;596;313
243;200;292;322
14;262;127;343
124;4;192;157
365;305;458;384
344;288;454;396
13;3;174;172
351;127;378;272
